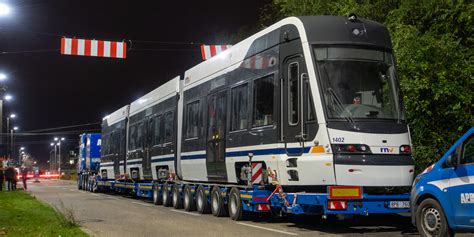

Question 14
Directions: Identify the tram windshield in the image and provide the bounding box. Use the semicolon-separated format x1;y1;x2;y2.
314;47;404;120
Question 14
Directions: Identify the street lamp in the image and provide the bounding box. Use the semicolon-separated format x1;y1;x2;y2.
0;3;11;16
0;73;6;81
4;94;12;101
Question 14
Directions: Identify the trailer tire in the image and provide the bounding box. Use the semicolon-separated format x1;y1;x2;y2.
162;185;172;207
211;186;228;217
153;185;163;205
172;184;183;209
416;198;453;237
228;187;246;221
196;185;210;214
183;185;196;211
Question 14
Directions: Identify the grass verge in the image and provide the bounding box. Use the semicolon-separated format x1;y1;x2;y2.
0;190;88;237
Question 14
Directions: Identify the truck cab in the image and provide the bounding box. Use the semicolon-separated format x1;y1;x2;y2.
411;127;474;236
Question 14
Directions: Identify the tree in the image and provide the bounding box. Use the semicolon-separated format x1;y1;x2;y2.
261;0;473;170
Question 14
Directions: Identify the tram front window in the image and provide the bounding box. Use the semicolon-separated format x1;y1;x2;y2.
314;47;404;120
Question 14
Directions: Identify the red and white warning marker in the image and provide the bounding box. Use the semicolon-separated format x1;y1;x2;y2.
200;44;232;60
251;163;263;184
61;37;127;59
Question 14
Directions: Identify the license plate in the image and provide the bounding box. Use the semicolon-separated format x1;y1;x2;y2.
389;201;410;209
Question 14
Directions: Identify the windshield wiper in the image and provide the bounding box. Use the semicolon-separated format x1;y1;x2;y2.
327;87;355;125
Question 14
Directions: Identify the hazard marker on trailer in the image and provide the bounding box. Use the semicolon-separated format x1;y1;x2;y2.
200;44;232;60
61;37;127;59
251;163;263;184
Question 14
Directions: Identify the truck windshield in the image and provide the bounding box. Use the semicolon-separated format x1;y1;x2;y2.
314;47;404;120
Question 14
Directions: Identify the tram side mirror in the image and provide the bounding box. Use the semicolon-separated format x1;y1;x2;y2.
445;153;458;168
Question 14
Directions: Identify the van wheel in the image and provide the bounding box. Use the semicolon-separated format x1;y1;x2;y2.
153;185;163;205
228;187;246;220
211;186;228;217
183;185;196;211
196;185;210;214
416;198;453;237
162;185;172;207
172;184;183;209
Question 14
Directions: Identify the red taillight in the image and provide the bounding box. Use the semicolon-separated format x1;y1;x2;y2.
332;144;371;154
328;201;348;210
399;145;411;154
347;145;356;152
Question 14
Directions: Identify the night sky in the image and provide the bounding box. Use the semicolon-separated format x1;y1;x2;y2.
0;0;267;164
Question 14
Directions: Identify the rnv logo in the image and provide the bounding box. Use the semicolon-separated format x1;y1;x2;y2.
380;147;394;153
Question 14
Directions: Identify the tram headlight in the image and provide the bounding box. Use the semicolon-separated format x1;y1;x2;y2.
331;144;372;154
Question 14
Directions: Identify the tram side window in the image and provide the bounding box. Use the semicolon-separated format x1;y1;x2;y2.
136;122;144;149
304;80;316;121
103;133;110;155
164;111;174;143
153;115;162;145
129;125;137;150
231;83;249;131
288;62;299;125
185;101;200;138
253;75;274;127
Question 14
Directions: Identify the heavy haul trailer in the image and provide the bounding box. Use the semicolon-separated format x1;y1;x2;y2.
77;133;102;191
98;15;415;219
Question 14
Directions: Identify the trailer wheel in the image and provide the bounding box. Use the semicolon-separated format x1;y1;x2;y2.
153;185;163;205
416;198;453;237
196;185;210;214
183;185;196;212
162;185;172;207
228;187;246;221
172;184;183;209
211;186;228;217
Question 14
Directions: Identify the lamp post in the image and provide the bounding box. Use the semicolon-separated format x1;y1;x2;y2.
54;137;65;177
11;126;18;164
50;143;56;172
18;147;25;164
6;113;16;159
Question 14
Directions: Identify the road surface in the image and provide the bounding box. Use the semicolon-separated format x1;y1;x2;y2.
28;179;420;237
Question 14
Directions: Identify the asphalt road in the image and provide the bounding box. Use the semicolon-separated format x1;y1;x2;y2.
27;179;421;237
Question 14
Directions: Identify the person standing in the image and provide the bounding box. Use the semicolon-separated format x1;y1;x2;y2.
21;166;28;190
0;164;4;191
4;166;14;191
12;167;18;190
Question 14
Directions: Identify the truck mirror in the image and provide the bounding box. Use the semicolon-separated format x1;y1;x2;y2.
445;153;458;167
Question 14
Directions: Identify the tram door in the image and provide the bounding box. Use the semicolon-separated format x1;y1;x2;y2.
206;90;228;181
283;55;308;155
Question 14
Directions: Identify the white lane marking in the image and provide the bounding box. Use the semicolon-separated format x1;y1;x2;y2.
132;201;152;207
107;197;121;201
69;189;76;192
237;222;298;236
91;193;101;197
170;209;201;216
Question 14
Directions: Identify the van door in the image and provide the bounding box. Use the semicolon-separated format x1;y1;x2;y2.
449;133;474;227
206;90;228;181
